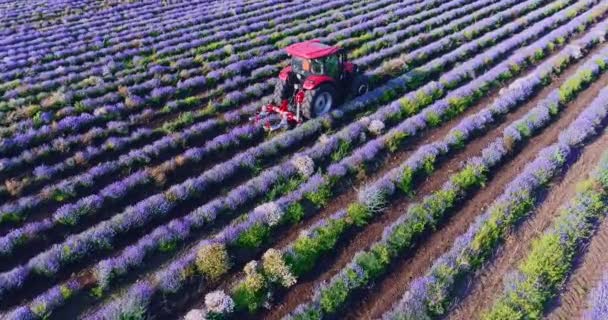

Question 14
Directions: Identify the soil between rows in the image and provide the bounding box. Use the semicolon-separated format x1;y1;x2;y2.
544;135;608;319
262;41;608;320
448;124;608;320
32;0;584;316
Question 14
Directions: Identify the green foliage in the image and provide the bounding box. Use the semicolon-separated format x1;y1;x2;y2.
386;131;409;153
450;130;466;149
289;308;322;320
559;69;593;102
452;164;486;189
161;111;195;133
286;218;348;276
446;95;473;117
283;203;305;225
386;213;426;254
158;239;178;252
356;244;391;280
319;279;349;314
305;182;332;208
397;166;415;195
235;223;270;249
331;140;352;162
266;176;305;202
232;277;267;313
346;203;371;227
426;111;441;127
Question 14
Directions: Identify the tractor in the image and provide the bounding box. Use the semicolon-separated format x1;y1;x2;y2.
251;40;369;131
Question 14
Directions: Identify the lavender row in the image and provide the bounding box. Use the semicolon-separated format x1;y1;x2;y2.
0;126;156;198
0;0;416;149
342;0;516;60
0;0;291;75
0;118;320;303
382;46;608;320
0;0;528;225
0;0;356;97
481;151;608;319
0;121;262;260
0;0;324;122
89;2;602;316
0;118;221;226
0;120;144;180
0;0;520;145
0;0;580;234
203;13;608;318
0;0;580;310
0;0;225;45
0;0;436;136
362;0;568;75
586;271;608;319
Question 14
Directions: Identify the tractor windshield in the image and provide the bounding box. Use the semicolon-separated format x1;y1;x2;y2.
291;57;323;75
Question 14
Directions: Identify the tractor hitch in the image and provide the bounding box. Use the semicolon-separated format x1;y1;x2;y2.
250;99;302;132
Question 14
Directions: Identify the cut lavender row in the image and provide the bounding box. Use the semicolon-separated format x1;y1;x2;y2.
0;118;220;226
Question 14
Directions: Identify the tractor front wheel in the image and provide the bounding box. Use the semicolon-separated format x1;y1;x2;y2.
350;74;369;97
301;84;336;119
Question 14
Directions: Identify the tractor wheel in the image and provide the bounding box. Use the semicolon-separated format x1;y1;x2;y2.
301;84;336;119
272;78;294;104
350;74;369;97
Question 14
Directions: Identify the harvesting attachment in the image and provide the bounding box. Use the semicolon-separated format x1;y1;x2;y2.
251;40;369;132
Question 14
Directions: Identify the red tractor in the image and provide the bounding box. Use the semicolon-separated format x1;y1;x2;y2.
252;40;369;131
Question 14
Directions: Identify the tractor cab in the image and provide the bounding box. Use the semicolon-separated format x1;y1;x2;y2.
251;40;368;131
285;41;348;82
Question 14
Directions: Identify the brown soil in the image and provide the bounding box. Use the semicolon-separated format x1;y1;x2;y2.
262;41;608;320
445;70;608;320
545;161;608;319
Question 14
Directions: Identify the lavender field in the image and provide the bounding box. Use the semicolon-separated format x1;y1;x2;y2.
2;0;608;319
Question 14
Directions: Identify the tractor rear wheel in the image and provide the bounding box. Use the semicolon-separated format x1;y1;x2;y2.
273;78;294;104
301;84;336;119
350;74;369;97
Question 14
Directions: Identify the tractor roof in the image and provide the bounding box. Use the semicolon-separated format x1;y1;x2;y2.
284;40;340;59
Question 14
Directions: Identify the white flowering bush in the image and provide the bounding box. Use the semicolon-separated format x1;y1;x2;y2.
567;44;583;59
357;184;388;214
184;309;206;320
368;119;385;135
319;133;330;144
255;202;283;226
205;290;235;314
262;249;296;288
291;154;315;177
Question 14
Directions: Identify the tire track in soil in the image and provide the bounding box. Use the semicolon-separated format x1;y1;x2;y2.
448;123;608;320
259;30;608;320
545;146;608;320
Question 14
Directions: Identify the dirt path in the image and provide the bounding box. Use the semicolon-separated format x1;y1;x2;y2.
260;29;608;320
544;157;608;319
344;53;608;320
445;79;608;320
